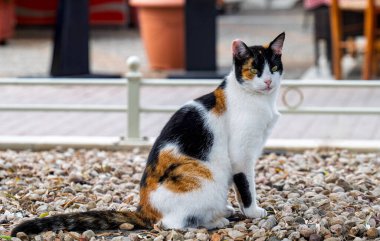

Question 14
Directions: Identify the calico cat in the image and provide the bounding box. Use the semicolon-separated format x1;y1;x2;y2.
11;32;285;236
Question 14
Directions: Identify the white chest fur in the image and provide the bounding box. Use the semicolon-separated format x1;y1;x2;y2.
225;76;280;164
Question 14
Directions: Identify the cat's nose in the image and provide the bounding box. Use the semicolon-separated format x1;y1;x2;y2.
264;79;272;86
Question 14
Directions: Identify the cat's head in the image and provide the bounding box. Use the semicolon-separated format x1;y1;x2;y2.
232;32;285;95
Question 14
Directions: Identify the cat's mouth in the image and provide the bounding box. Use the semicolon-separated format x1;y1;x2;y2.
254;86;275;94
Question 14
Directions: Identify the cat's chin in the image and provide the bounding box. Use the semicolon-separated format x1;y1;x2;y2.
253;87;277;95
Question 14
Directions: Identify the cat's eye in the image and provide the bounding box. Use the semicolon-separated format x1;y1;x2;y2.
250;68;258;74
271;66;278;72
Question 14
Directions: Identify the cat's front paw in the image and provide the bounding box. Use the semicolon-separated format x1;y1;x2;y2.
243;206;267;219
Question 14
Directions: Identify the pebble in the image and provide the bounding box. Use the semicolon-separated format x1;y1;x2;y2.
372;186;380;196
34;235;43;241
288;231;300;240
15;232;29;241
111;237;130;241
183;232;195;239
368;218;376;228
63;234;74;241
233;222;247;231
167;230;184;241
87;201;97;209
210;233;222;241
349;226;359;236
261;216;277;230
228;230;244;239
329;216;345;226
102;194;113;203
330;224;343;236
42;231;56;241
119;223;134;230
267;237;280;241
62;187;76;195
82;230;96;240
196;233;208;241
298;224;314;238
256;237;266;241
294;217;306;224
328;192;346;202
332;186;345;193
367;227;379;238
325;173;338;183
251;228;266;238
28;193;41;201
36;204;50;213
68;172;84;183
153;235;164;241
288;193;301;198
309;234;322;241
34;189;46;195
353;238;363;241
336;179;352;191
324;238;341;241
128;234;139;241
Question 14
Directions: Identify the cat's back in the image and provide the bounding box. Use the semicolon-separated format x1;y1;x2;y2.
147;102;214;163
146;81;228;164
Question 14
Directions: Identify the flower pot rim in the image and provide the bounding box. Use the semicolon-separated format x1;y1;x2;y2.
130;0;184;8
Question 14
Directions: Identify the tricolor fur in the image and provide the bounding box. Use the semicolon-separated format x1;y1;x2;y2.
11;32;285;235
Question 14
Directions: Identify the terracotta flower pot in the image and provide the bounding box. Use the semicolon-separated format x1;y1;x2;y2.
130;0;185;70
0;0;16;44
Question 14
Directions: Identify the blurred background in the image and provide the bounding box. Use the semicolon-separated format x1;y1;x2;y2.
0;0;379;141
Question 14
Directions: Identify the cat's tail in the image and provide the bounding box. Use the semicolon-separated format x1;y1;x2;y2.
11;210;150;236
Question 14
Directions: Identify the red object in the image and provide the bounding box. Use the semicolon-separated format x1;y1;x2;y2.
15;0;127;25
0;0;16;42
304;0;331;10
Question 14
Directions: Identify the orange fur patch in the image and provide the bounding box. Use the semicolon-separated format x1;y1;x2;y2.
212;87;227;115
139;150;213;221
139;166;162;224
157;150;213;193
241;58;254;81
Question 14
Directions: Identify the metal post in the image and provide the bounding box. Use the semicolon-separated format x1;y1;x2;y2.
126;56;141;140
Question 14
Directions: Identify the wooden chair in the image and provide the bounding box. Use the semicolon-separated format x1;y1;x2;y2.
330;0;380;79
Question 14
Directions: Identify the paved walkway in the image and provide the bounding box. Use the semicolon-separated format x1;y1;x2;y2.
0;7;379;140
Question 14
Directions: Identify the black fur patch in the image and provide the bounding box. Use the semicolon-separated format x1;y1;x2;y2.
194;79;226;111
158;163;180;183
141;105;213;187
233;173;252;208
185;216;202;227
219;79;227;89
195;92;216;111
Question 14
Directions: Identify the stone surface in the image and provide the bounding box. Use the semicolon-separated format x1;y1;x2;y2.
82;230;96;240
2;149;380;241
119;223;134;231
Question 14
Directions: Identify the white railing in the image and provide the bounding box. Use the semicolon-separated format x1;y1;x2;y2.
1;56;380;139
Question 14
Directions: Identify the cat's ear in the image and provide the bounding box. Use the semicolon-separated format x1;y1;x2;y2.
269;32;285;55
232;39;251;60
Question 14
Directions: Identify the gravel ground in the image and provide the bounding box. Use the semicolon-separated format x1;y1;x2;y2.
0;149;380;241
